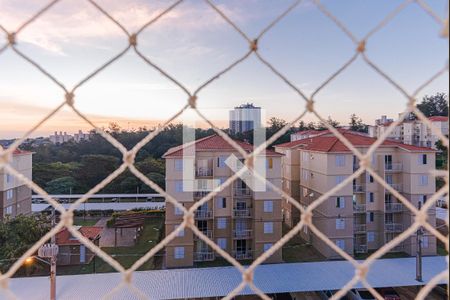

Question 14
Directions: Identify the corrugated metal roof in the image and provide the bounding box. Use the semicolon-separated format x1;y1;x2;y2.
5;257;447;300
32;202;165;212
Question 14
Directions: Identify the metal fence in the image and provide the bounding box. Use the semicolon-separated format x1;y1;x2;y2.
0;1;449;299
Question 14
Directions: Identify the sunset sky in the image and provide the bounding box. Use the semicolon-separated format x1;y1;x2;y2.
0;0;448;139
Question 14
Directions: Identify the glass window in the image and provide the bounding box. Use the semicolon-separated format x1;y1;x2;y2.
419;175;429;186
263;222;273;234
368;232;375;242
174;247;185;259
174;159;183;171
336;197;345;208
263;243;273;252
369;192;375;203
217;238;227;250
5;206;12;215
174;205;184;216
264;200;273;213
419;154;428;165
175;225;184;237
216;197;226;209
218;156;227;168
421;236;429;248
175;181;184;193
335;176;346;185
217;218;227;229
335;155;346;167
367;212;375;223
266;158;273;169
336;240;345;250
335;219;345;230
6;189;13;200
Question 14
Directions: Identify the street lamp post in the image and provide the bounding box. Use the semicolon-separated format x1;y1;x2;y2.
38;244;59;300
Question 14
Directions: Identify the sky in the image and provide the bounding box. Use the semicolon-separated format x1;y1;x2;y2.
0;0;448;139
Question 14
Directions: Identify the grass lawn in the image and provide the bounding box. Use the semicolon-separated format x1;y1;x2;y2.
73;217;101;226
57;217;164;275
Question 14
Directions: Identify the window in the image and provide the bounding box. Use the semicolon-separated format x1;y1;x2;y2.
175;181;184;193
216;197;226;209
217;218;227;229
335;219;345;230
174;159;183;171
368;232;375;242
419;175;429;186
335;155;346;167
5;206;12;215
419;154;428;165
421;236;429;248
174;205;184;216
217;156;227;168
302;152;309;162
302;170;309;180
335;176;346;185
264;200;273;213
6;189;13;200
263;243;273;252
336;197;345;208
367;212;375;223
369;192;375;203
6;174;12;183
266;158;273;169
217;238;227;250
175;225;184;237
369;175;374;183
263;222;274;234
419;195;428;206
174;247;185;259
336;240;345;250
303;188;308;197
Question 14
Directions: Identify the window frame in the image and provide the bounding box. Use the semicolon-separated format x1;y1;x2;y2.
263;222;274;234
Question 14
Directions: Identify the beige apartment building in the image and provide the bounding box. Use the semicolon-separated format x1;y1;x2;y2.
275;130;437;259
163;135;283;268
0;149;33;220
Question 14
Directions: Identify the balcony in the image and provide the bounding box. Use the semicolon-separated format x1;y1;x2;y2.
233;208;252;218
234;188;252;197
385;223;403;232
385;163;403;173
196;168;213;177
353;185;365;193
354;224;367;233
233;230;253;239
195;210;213;220
194;191;210;199
353;204;366;213
387;184;402;193
385;203;403;213
195;230;213;240
194;252;215;262
233;251;253;260
354;245;368;254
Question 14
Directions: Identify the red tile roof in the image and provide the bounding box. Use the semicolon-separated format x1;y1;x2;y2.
56;226;102;246
276;130;436;153
429;116;448;122
163;135;282;157
292;129;322;136
12;149;33;156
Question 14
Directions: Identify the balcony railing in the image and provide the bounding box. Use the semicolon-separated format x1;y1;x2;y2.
233;209;252;218
194;230;213;239
194;191;210;199
195;210;213;220
387;183;402;192
234;188;252;197
195;168;213;177
385;223;403;232
385;163;403;172
353;185;365;193
354;224;367;233
194;252;215;262
353;204;366;213
233;230;253;239
385;203;403;213
354;245;368;254
233;251;253;260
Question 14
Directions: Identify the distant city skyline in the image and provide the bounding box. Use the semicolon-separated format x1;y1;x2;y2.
0;0;448;139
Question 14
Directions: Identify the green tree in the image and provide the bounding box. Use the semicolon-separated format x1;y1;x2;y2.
317;117;340;130
45;176;77;194
417;93;448;117
349;114;368;133
141;173;165;193
76;155;120;190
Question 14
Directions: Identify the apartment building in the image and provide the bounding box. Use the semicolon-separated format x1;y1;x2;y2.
275;130;437;259
0;149;33;220
290;130;323;142
369;115;449;149
163;135;283;268
229;103;262;135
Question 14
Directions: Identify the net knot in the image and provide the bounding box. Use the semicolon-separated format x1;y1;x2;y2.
189;95;197;108
123;270;133;283
415;211;428;225
306;100;315;112
7;32;16;45
250;39;258;51
356;265;368;279
123;151;136;166
359;157;370;169
242;270;254;283
0;151;12;166
129;34;138;46
61;211;74;226
357;40;366;53
65;92;75;107
301;210;313;226
184;211;195;227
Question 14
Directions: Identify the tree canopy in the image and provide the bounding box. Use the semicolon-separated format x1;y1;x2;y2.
417;93;448;117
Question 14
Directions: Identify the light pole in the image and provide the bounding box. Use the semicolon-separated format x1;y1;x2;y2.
416;201;423;282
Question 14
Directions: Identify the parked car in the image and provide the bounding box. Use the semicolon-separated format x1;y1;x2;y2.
318;290;351;300
348;289;376;300
376;288;401;300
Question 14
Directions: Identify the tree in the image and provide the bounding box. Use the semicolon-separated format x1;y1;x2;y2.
317;117;340;130
0;215;51;273
417;93;448;117
120;177;140;194
141;173;165;193
349;114;368;133
76;155;120;190
45;176;77;194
